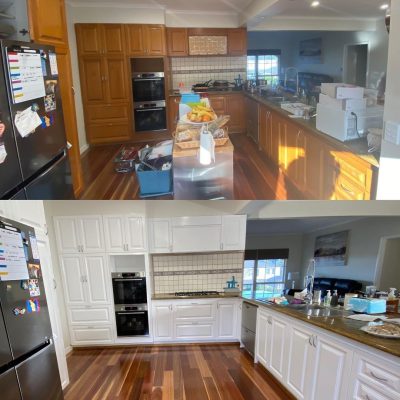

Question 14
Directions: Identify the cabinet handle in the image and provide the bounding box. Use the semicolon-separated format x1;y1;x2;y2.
53;279;57;290
340;183;355;195
309;336;313;346
220;243;223;250
267;316;272;325
369;371;388;382
312;335;317;347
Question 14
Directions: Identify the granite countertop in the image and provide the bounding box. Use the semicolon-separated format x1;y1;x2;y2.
243;91;380;168
152;293;240;300
169;89;244;97
243;297;400;358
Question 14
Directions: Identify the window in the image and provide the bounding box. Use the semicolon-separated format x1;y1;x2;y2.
242;249;289;300
247;50;281;86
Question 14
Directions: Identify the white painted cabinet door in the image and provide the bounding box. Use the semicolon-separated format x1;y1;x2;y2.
221;215;247;251
268;317;288;382
172;225;221;253
8;200;46;230
54;217;80;254
78;216;105;253
153;304;173;340
60;255;86;306
82;255;110;305
149;219;172;253
103;216;125;253
217;302;237;338
126;216;146;251
286;325;315;400
256;310;271;367
312;335;353;400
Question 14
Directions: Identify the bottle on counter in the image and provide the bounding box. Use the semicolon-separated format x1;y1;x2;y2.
330;290;339;307
387;288;399;313
324;290;332;306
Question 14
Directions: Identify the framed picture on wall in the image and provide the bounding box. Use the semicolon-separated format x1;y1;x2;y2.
299;38;323;64
314;230;349;267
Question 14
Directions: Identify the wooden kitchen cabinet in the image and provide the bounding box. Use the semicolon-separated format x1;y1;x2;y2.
80;57;107;103
104;57;129;102
125;24;166;56
228;28;247;56
167;28;188;56
226;94;245;133
28;0;68;49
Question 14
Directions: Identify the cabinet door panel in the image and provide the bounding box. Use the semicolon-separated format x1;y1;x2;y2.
226;95;245;133
256;312;270;367
105;57;129;102
221;215;246;251
269;318;287;381
172;225;221;253
78;216;105;253
69;308;111;325
76;24;102;55
125;25;145;55
29;0;68;48
167;28;188;56
104;216;125;252
175;304;215;320
103;24;124;54
126;217;145;251
80;57;107;103
153;305;173;340
60;256;85;306
70;326;113;344
54;217;80;253
83;255;109;305
146;25;166;55
175;323;214;339
228;29;247;56
149;219;172;253
218;303;236;338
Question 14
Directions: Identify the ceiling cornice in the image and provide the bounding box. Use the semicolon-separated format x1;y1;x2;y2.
166;9;238;17
66;1;165;9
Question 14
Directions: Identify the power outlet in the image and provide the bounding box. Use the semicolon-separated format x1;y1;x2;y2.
384;121;400;145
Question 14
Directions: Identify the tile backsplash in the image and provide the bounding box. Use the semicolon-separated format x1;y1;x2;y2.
171;56;247;90
152;252;244;294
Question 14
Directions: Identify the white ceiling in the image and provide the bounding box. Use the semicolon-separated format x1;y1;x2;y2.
246;217;366;236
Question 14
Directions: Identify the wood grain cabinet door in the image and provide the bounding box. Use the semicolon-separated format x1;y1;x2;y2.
167;28;188;56
102;24;125;55
226;95;245;133
146;25;166;55
80;57;107;103
125;25;146;55
76;24;103;55
28;0;68;48
228;28;247;56
104;57;129;102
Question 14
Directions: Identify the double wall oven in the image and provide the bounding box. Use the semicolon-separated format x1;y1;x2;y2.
112;272;149;337
132;72;167;132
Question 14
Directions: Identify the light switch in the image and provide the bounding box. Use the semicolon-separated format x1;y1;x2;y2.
384;121;400;145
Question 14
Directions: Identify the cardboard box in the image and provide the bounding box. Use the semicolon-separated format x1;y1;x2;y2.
320;83;364;99
319;93;367;111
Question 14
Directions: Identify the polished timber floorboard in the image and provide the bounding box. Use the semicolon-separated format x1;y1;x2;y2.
63;344;294;400
79;133;294;200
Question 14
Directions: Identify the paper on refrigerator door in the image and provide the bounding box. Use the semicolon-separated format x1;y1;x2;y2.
49;53;59;76
14;106;42;137
0;227;29;281
0;144;7;164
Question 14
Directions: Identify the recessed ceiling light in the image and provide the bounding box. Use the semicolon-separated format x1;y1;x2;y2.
380;4;389;10
311;1;320;7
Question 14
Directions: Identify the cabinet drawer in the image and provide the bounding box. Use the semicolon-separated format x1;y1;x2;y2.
175;322;214;339
353;380;396;400
70;325;114;344
334;155;370;187
175;303;215;319
242;302;257;332
334;174;366;200
87;104;129;123
87;123;131;143
68;307;112;325
209;96;226;113
241;326;256;355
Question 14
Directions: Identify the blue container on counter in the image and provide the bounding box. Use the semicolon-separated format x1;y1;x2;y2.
348;298;386;314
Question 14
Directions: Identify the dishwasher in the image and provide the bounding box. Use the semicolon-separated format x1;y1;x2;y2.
241;301;258;356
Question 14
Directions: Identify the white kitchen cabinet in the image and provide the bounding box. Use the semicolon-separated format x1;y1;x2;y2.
68;307;112;325
149;218;172;253
175;322;214;339
152;303;173;340
54;216;104;254
7;201;46;230
60;254;110;307
171;216;222;253
70;325;114;345
104;215;146;253
268;316;288;382
255;309;271;367
217;301;238;338
221;215;247;251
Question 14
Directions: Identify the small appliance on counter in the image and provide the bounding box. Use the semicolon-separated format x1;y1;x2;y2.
112;272;149;336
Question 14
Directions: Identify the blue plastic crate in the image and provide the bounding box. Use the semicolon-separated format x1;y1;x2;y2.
135;163;173;198
181;93;201;104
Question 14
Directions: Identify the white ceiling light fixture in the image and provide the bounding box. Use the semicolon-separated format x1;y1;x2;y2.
380;4;389;10
311;1;320;7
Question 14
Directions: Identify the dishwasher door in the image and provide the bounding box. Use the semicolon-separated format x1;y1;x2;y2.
241;301;258;355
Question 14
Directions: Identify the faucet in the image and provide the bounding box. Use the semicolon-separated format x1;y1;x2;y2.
303;259;316;304
284;67;299;95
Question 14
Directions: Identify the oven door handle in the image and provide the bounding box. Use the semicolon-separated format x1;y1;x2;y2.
116;312;146;315
134;78;162;82
135;108;164;112
113;278;144;281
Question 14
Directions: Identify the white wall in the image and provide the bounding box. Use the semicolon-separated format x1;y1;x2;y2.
377;1;400;199
248;22;389;87
246;233;304;288
300;217;400;288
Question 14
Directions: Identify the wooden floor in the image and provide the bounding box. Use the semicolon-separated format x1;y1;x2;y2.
79;133;293;200
63;344;294;400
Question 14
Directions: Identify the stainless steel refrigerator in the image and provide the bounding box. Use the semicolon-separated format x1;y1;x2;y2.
0;39;74;199
0;216;63;399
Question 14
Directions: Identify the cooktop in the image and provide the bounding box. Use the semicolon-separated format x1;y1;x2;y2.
174;291;221;297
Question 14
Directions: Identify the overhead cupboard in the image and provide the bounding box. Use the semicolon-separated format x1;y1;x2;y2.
148;215;247;253
255;307;400;400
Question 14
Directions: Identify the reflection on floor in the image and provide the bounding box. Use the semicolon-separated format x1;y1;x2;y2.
63;344;294;400
79;134;300;200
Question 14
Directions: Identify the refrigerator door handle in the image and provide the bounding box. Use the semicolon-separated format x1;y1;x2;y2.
15;339;53;368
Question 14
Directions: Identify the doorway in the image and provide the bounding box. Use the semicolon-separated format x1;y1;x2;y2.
374;236;400;291
343;44;368;87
